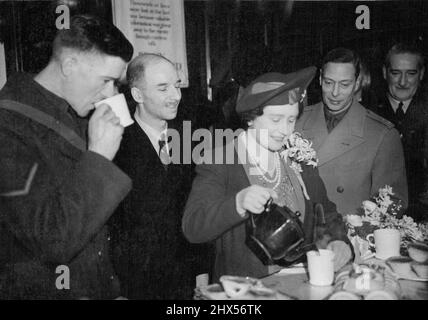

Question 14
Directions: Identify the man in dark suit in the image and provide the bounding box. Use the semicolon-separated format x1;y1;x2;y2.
110;54;211;299
371;43;427;220
296;48;408;216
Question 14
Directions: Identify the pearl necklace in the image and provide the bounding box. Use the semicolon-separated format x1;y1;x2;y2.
248;151;282;190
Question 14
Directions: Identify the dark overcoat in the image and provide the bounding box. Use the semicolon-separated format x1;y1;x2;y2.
0;73;131;299
182;140;350;282
373;91;428;206
296;100;408;215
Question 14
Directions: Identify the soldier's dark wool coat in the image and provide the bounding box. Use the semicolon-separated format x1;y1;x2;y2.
0;73;131;299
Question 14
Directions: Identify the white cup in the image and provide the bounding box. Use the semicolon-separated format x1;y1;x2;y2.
196;273;209;287
306;249;335;286
94;93;134;127
366;228;401;260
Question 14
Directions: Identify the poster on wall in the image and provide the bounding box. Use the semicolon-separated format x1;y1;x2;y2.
112;0;189;87
0;43;6;89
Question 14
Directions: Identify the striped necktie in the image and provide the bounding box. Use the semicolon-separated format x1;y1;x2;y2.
396;102;405;120
395;102;405;133
158;131;171;166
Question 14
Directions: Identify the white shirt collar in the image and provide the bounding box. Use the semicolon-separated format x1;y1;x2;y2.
134;111;168;154
387;95;412;114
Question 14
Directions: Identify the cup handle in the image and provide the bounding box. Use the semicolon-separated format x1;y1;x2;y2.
366;233;375;248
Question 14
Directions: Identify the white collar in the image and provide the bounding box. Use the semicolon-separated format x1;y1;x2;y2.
134;111;168;153
387;95;412;114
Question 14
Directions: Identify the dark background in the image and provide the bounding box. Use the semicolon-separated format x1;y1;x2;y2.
0;0;427;128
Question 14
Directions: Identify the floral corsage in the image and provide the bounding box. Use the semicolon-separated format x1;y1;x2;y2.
280;132;318;200
281;132;318;173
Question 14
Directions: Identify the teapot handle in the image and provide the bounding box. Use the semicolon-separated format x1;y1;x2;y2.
249;197;274;228
265;197;274;212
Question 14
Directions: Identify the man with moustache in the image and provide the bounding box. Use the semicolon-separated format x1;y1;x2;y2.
296;47;408;216
372;43;427;220
0;15;133;299
110;53;211;299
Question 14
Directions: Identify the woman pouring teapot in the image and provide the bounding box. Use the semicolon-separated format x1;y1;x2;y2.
182;67;353;282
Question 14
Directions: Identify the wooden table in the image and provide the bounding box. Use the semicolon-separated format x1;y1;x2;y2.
262;267;428;300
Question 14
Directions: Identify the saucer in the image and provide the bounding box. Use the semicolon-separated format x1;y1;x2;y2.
278;263;307;275
385;256;428;282
375;254;395;260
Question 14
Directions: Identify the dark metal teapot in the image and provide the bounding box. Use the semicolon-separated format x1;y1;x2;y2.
246;198;321;266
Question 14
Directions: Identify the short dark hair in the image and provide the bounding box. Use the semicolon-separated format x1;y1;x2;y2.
52;14;133;62
355;60;371;94
239;106;265;129
321;47;361;79
384;42;425;70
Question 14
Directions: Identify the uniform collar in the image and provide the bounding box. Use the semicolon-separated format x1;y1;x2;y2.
2;73;87;137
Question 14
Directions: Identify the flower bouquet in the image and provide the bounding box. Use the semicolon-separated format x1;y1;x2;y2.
346;186;428;260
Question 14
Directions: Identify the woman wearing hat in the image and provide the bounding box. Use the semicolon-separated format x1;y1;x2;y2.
182;67;353;282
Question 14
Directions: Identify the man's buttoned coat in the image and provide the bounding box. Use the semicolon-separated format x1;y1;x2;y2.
295;100;408;215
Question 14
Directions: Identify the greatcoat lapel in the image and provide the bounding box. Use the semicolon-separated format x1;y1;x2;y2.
300;102;328;152
302;101;366;166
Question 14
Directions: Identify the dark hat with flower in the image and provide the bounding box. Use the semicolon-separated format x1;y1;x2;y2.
235;66;317;114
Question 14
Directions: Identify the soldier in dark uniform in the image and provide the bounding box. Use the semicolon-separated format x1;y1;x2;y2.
0;15;133;299
371;43;427;221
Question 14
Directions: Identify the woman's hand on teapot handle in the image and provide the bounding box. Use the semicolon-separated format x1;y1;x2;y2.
236;185;278;216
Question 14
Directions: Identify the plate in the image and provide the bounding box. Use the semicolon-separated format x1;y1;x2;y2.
385;256;428;282
195;283;293;300
395;274;428;282
195;284;228;300
331;262;402;299
375;254;386;260
278;263;307;275
375;254;399;260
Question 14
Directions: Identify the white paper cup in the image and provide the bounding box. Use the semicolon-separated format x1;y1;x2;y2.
196;273;209;287
306;249;335;286
366;229;401;260
94;93;134;127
